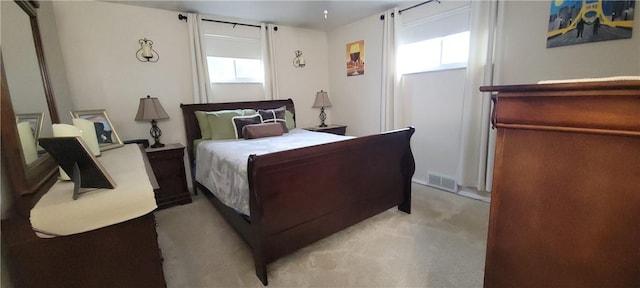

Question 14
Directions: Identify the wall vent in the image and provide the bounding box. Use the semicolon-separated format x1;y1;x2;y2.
426;172;457;193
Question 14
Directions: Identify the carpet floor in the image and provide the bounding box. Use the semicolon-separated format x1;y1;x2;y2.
154;183;490;287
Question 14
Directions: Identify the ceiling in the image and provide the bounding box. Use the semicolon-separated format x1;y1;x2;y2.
107;1;419;31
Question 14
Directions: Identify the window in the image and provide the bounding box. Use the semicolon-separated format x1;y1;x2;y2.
201;22;263;84
207;57;263;83
398;31;470;74
397;4;470;75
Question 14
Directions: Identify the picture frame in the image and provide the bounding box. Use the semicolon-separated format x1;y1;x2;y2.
39;136;116;200
346;40;365;76
16;112;44;143
70;109;123;151
546;0;635;48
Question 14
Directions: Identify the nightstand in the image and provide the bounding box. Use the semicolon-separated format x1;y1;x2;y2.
304;124;347;136
146;143;192;210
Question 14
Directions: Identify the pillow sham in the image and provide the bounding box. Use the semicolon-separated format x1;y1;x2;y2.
243;109;257;116
285;110;295;130
194;111;211;139
243;123;285;139
258;107;289;133
232;114;263;139
206;109;244;140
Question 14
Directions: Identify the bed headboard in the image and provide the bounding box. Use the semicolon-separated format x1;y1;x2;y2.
180;99;295;165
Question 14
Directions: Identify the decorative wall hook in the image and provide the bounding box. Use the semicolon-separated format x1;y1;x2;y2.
136;38;159;62
293;50;306;68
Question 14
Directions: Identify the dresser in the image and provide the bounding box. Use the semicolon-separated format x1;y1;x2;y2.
480;81;640;288
146;143;192;209
2;144;166;287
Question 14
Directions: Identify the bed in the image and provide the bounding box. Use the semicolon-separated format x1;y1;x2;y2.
180;99;415;285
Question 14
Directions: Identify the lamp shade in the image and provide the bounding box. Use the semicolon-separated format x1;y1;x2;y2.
135;95;169;121
312;90;332;108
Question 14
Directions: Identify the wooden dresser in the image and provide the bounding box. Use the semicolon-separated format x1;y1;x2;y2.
480;81;640;288
2;144;166;287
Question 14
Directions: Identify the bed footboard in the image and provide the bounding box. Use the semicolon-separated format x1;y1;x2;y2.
247;127;415;285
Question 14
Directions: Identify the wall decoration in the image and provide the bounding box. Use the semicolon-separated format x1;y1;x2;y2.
346;40;365;76
547;0;635;48
16;112;44;143
71;109;124;151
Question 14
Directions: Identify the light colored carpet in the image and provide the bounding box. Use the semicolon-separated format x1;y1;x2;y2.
154;184;490;287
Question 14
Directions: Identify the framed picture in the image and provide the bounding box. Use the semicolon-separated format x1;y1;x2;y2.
546;0;635;48
39;136;116;200
346;40;365;76
16;112;44;143
70;109;123;151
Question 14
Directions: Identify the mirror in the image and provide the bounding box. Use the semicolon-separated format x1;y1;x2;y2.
1;0;60;215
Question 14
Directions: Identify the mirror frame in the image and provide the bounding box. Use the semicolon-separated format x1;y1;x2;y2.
1;0;60;216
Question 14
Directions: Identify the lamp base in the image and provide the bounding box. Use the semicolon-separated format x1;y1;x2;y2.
150;141;165;148
149;120;164;148
318;107;327;128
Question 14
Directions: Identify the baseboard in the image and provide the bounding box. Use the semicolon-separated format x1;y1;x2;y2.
412;178;491;202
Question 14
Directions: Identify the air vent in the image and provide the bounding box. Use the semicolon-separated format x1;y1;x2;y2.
426;172;457;193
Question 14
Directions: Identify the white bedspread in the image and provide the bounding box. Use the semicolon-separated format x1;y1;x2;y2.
196;129;353;215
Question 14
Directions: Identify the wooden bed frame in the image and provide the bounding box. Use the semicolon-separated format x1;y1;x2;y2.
180;99;415;285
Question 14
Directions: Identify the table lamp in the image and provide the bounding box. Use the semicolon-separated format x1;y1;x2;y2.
312;90;332;127
135;95;169;148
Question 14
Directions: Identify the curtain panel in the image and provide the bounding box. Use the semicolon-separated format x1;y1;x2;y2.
457;0;498;191
261;23;279;100
188;13;213;103
380;8;403;132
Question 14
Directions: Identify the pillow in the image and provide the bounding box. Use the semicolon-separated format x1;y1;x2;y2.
243;123;285;139
285;110;295;130
194;111;211;139
243;109;257;116
258;107;289;133
232;114;263;139
206;109;244;140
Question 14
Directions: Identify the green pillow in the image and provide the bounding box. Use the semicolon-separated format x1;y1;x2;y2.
206;110;244;140
285;110;295;129
243;109;257;116
194;111;211;139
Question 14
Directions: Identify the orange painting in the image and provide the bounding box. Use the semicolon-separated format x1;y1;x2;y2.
346;40;365;76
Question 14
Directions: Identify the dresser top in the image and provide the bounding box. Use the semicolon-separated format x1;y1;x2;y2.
480;80;640;93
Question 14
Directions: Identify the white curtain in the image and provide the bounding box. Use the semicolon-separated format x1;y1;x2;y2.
380;8;402;132
187;13;212;103
457;0;498;191
261;23;279;100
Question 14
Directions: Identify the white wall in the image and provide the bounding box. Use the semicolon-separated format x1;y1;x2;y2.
38;0;74;125
494;1;640;84
52;1;331;144
52;1;193;146
328;14;384;136
328;1;470;186
329;0;640;192
402;69;466;183
273;26;330;128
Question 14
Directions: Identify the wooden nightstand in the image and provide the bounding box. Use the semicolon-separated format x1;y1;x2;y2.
304;124;347;136
146;143;192;210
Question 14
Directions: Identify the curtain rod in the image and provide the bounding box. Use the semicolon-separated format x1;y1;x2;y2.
379;0;440;20
178;13;268;29
399;0;440;14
